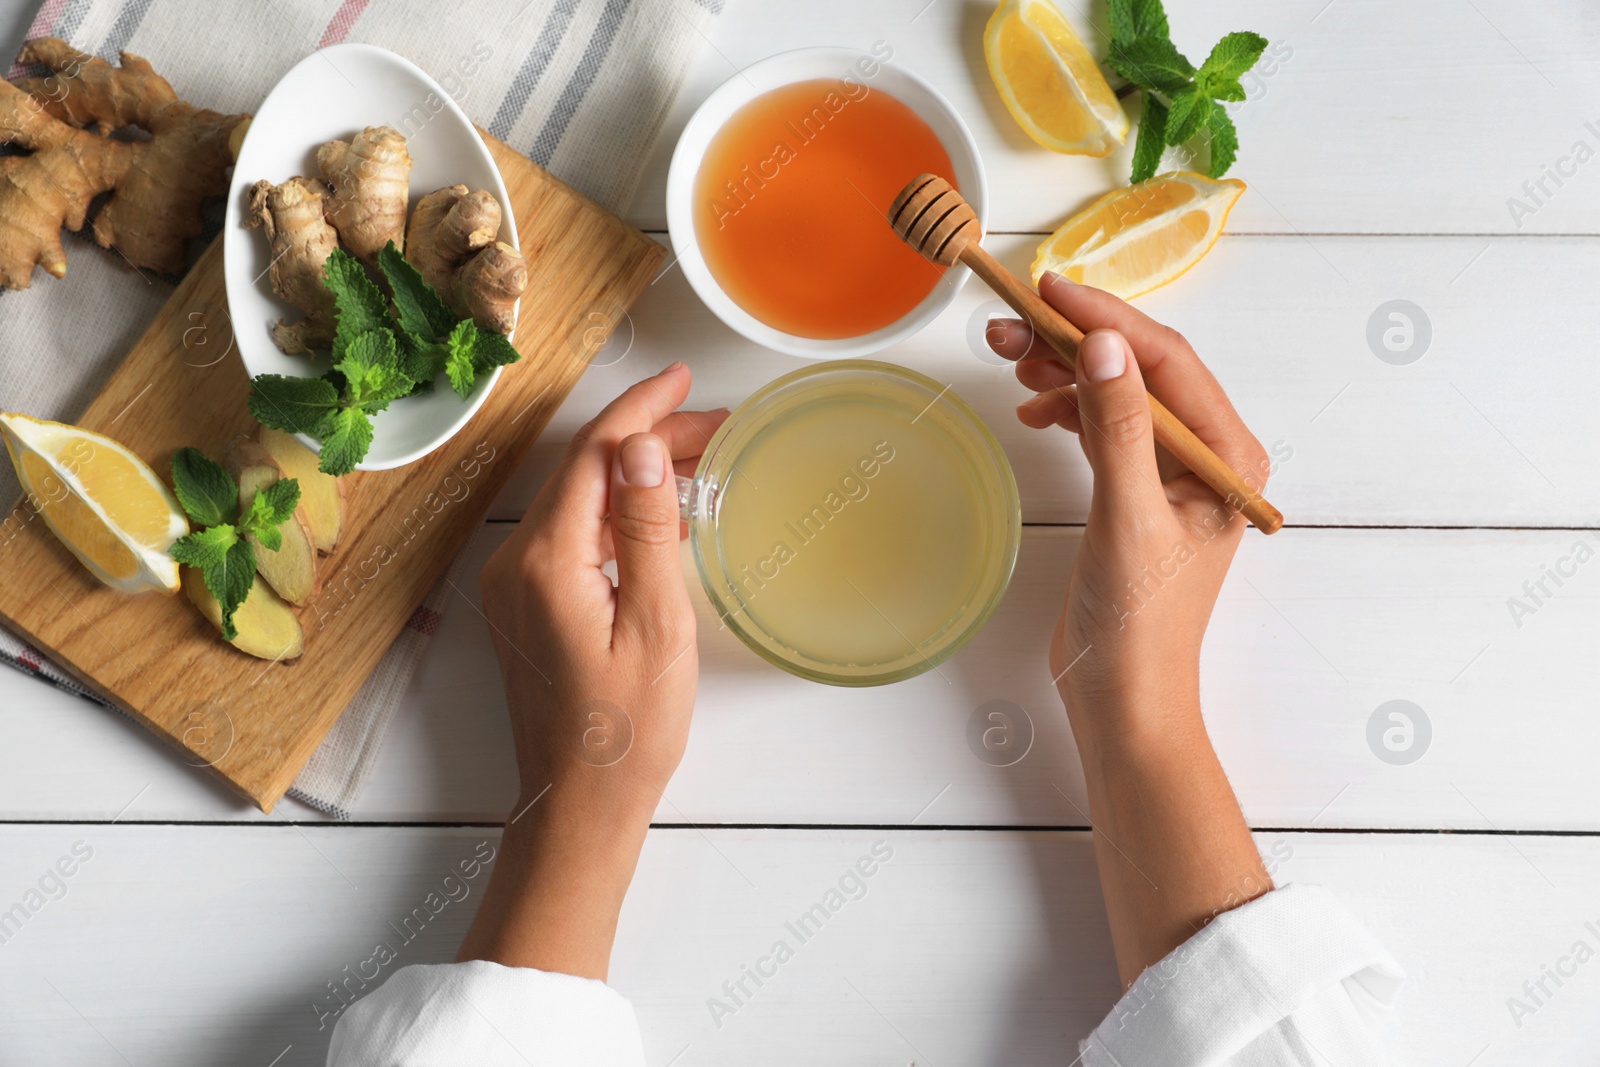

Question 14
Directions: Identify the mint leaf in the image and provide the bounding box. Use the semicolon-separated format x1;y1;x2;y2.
204;538;257;641
334;329;412;418
168;447;237;527
1164;86;1211;146
323;247;391;363
1196;31;1267;98
1108;0;1169;45
470;328;521;375
342;334;413;415
253;523;283;553
169;524;236;570
317;407;374;476
359;363;413;413
397;333;449;384
335;326;399;379
1130;95;1169;184
1108;36;1193;95
444;319;477;398
248;375;342;436
1206;102;1239;178
238;477;301;549
1204;77;1247;104
336;328;391;383
379;242;455;341
255;478;301;529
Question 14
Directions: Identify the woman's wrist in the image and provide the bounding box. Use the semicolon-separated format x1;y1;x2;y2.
1059;666;1205;754
457;780;655;979
503;775;656;912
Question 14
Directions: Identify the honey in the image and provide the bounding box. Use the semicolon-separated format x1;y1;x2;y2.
693;78;956;339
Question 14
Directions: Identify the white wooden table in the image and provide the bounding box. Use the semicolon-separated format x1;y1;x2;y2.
4;2;1599;1063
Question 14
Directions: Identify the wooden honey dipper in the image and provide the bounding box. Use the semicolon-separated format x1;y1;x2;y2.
888;174;1284;535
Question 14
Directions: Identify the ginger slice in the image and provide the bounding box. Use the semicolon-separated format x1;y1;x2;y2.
184;567;304;661
245;177;340;355
2;37;248;282
405;185;529;335
257;428;344;554
318;125;411;265
230;440;322;606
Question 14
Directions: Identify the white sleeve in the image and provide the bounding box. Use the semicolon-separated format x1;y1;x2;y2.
326;960;647;1067
1079;883;1406;1067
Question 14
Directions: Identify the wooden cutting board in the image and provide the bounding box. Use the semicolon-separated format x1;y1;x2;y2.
0;131;664;811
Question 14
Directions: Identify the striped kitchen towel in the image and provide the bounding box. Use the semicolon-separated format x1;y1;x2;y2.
0;0;723;818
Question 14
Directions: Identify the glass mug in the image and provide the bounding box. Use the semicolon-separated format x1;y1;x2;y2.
676;360;1020;686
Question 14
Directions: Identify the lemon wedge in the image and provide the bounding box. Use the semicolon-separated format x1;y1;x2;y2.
1;413;188;594
1031;172;1245;299
985;0;1128;157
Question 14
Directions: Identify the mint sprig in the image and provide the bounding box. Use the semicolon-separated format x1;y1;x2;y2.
166;448;299;640
1106;0;1265;182
248;327;407;477
246;243;523;475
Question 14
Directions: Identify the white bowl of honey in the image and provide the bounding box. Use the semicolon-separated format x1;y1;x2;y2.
667;46;988;358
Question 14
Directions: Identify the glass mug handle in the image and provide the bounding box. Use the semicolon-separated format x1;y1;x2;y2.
675;474;695;523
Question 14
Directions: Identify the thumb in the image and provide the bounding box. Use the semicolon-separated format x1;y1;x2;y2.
608;433;690;642
1074;329;1166;527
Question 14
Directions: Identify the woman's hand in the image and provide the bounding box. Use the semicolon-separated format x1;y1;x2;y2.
987;274;1274;986
987;272;1270;732
459;361;727;979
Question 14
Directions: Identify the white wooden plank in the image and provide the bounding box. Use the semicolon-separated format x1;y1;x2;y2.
492;233;1600;526
625;0;1600;236
368;525;1600;832
0;824;1593;1065
4;525;1596;830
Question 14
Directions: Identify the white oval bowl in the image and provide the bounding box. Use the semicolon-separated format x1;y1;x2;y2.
224;43;518;472
666;47;987;360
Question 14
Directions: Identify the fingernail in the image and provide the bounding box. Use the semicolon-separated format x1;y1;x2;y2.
662;360;686;374
1016;396;1052;427
1041;270;1076;289
1080;331;1126;383
619;436;664;487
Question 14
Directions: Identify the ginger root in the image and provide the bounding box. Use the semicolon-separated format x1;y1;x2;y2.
405;185;528;335
317;125;410;265
454;242;528;336
245;177;340;355
0;72;127;287
0;37;248;286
